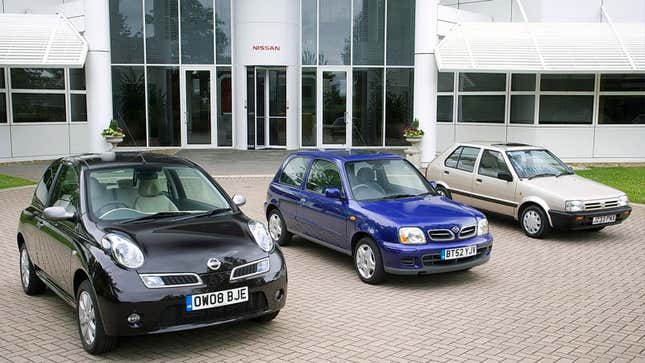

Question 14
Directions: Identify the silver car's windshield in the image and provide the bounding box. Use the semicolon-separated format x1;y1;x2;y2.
345;159;433;201
506;149;572;179
88;165;231;221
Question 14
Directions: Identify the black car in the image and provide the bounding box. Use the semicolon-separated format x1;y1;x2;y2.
17;153;287;354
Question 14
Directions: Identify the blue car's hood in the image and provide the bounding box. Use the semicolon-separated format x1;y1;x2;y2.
358;195;482;229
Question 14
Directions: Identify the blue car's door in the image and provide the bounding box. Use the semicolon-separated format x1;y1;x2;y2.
272;156;310;234
298;159;348;249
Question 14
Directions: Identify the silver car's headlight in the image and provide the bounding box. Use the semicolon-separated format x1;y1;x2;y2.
565;200;585;212
102;233;144;269
249;220;274;252
398;227;427;244
477;218;489;236
618;195;629;207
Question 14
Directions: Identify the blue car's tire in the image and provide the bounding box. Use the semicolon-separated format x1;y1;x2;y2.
268;209;292;246
76;280;118;355
354;238;386;285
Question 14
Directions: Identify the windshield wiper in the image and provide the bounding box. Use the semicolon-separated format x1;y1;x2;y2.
120;212;193;224
528;173;556;180
176;208;232;220
383;193;418;200
556;171;575;178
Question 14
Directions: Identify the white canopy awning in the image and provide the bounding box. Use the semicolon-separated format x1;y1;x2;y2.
0;14;88;68
435;22;645;73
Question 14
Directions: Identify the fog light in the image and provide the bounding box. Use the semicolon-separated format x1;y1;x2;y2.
274;289;284;302
127;313;142;328
575;216;584;221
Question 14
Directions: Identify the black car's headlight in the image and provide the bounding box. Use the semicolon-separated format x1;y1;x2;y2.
101;233;145;269
248;220;274;252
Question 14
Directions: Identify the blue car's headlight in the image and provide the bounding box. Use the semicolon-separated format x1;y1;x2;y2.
398;227;427;244
101;233;145;269
249;220;274;252
477;218;489;236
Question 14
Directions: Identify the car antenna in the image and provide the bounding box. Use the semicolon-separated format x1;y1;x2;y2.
113;115;146;163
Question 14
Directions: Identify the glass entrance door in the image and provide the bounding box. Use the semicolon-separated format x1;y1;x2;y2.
182;69;213;146
250;67;287;149
318;69;351;147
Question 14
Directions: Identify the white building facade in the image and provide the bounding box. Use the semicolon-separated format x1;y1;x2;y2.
0;0;643;162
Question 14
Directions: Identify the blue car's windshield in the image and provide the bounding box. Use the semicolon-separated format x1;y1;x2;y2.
345;159;434;201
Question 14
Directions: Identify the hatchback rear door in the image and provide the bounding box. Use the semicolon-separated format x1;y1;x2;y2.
271;156;310;234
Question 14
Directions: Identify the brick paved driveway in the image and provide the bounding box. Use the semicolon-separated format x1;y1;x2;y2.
0;179;643;362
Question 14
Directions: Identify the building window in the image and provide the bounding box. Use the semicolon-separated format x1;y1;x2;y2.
0;68;6;123
539;74;594;124
302;68;317;146
319;0;351;65
147;67;180;146
385;68;414;146
386;0;415;66
598;74;645;125
215;0;232;64
11;68;64;89
353;0;385;66
145;0;180;64
217;67;233;146
302;0;317;65
10;68;66;123
510;74;536;124
437;72;454;123
70;68;87;122
180;0;214;64
353;68;383;146
112;66;146;147
109;0;144;64
458;73;506;123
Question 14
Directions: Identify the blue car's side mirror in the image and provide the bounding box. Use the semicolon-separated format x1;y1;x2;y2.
429;181;437;189
324;187;342;199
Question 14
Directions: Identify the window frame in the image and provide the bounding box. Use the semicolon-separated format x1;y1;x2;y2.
47;162;81;216
278;156;310;189
444;145;481;173
477;149;511;179
457;73;507;124
598;74;645;126
304;158;344;196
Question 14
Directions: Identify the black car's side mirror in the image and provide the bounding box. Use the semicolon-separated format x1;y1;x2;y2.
324;188;342;199
43;206;76;221
232;194;247;207
498;171;514;182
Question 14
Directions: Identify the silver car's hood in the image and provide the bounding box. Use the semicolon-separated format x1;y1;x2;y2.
523;174;624;201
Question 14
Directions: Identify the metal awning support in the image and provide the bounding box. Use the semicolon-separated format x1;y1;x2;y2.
601;5;637;70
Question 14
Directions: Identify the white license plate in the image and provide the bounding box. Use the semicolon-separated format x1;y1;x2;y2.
185;287;248;312
441;246;478;260
592;215;616;225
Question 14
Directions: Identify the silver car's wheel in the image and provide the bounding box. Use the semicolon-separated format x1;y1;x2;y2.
521;205;551;238
355;244;376;279
523;210;542;234
78;291;97;346
268;213;282;241
20;248;30;288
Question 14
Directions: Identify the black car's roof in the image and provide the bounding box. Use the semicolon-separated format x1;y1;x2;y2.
65;152;194;169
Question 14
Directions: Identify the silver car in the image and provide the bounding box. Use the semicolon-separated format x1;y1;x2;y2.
426;142;632;238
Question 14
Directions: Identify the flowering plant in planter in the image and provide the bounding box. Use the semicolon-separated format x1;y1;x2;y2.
402;118;424;138
101;119;125;138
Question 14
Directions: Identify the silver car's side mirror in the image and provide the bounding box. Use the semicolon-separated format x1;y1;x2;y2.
232;194;246;207
43;206;76;221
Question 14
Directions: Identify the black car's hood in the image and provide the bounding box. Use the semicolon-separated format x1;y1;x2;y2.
104;214;266;274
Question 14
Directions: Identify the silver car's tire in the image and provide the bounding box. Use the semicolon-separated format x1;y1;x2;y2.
520;205;551;239
19;244;46;295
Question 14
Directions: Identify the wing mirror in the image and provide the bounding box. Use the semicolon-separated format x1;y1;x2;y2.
232;194;246;207
498;171;514;182
43;206;76;221
429;180;438;189
324;187;342;199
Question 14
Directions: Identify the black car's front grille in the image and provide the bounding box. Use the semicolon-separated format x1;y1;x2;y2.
161;274;200;286
422;246;491;266
199;271;231;287
232;263;258;279
158;292;268;329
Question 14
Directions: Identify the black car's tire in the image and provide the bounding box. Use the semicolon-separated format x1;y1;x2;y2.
19;244;46;295
435;185;452;199
354;238;386;285
520;205;551;239
267;209;292;246
76;280;118;355
252;310;280;323
587;227;605;232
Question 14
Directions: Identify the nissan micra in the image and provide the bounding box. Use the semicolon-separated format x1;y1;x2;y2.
265;150;492;284
17;153;287;354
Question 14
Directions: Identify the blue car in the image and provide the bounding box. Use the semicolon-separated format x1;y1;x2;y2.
264;150;493;284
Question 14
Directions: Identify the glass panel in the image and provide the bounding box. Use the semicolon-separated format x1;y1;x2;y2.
269;69;287;117
217;67;233;146
438;72;454;92
352;68;383;146
109;0;144;63
302;68;317;146
600;74;645;92
306;159;343;194
322;71;347;144
147;67;180;146
599;96;645;124
49;165;79;213
459;73;506;92
458;95;505;123
540;74;594;91
181;0;214;64
71;94;87;122
216;0;232;64
0;68;4;88
269;118;287;146
256;69;266;146
353;0;385;65
385;68;414;146
445;147;462;168
280;157;308;187
70;68;86;90
11;68;64;89
302;0;317;65
511;74;535;91
510;95;534;124
112;66;146;147
437;95;453;122
12;94;66;122
539;95;593;124
0;93;6;123
185;70;211;144
456;147;480;173
319;0;351;65
145;0;179;64
386;0;415;66
478;150;510;178
247;68;255;147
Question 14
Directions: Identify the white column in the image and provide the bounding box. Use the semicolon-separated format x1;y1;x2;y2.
414;0;439;166
286;66;299;150
84;0;112;153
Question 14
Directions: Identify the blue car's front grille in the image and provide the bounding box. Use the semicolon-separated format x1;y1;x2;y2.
422;246;491;266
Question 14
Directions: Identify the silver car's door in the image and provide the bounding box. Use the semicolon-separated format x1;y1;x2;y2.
440;146;481;205
471;149;517;216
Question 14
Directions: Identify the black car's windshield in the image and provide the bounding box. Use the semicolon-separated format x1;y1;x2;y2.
345;159;434;201
88;165;231;221
506;149;572;179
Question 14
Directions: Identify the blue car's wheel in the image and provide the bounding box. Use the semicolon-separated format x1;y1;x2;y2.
354;238;385;285
268;209;292;246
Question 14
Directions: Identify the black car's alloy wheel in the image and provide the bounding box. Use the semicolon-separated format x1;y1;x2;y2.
354;238;386;285
76;280;118;354
19;244;46;295
520;205;551;239
268;209;292;246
